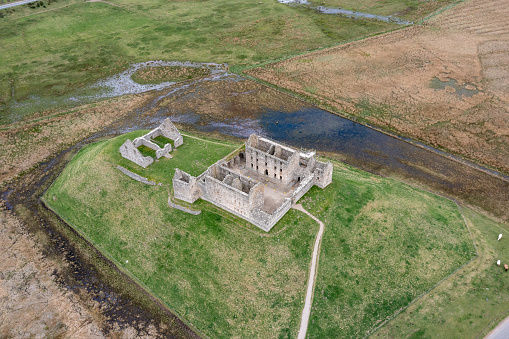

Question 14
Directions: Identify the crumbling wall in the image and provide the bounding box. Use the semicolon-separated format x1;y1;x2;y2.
119;140;153;168
314;161;333;188
173;169;200;203
250;198;292;232
159;118;183;148
117;165;156;185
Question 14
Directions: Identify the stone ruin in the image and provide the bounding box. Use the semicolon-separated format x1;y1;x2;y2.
173;134;333;232
119;118;183;168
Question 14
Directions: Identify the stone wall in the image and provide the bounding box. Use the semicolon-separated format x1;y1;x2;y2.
119;118;182;166
314;161;333;188
173;169;200;203
117;165;156;185
168;197;201;215
250;198;292;232
171;133;333;232
119;140;153;168
291;173;315;203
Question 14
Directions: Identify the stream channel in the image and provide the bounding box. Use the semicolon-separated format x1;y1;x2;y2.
2;73;509;335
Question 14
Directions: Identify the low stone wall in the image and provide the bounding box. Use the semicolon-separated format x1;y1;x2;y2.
117;166;156;185
168;197;201;215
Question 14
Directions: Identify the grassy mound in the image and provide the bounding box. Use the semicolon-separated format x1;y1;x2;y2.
43;132;475;337
301;164;476;337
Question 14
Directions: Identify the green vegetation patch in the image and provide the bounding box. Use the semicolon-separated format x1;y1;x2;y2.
377;207;509;338
300;163;476;337
0;0;400;121
152;135;173;148
43;132;317;338
43;132;476;337
131;66;210;85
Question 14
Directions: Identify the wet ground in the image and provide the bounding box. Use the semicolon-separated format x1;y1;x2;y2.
1;74;509;336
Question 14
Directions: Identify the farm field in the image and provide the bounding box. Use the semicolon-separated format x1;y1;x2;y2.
246;0;509;174
43;132;475;337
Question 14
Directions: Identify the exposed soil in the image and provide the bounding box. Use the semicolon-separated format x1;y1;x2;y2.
153;76;312;120
0;206;104;339
246;0;509;174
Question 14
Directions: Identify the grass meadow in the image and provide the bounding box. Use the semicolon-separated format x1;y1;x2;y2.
43;132;476;338
0;0;399;118
376;207;509;338
300;162;476;337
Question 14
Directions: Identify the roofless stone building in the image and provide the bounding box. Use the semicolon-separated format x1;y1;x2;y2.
119;118;183;168
174;134;333;232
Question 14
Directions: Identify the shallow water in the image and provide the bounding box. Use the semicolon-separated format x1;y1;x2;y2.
4;61;228;125
277;0;413;25
430;77;480;98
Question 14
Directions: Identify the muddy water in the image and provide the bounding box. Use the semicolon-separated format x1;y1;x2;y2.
277;0;413;25
154;77;509;220
2;75;509;336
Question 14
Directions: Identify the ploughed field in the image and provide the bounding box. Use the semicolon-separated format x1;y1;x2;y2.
246;0;509;175
43;132;475;337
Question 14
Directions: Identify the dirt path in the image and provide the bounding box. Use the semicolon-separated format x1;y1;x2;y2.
293;203;325;339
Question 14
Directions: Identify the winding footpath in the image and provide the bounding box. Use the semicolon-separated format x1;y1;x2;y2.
293;203;325;339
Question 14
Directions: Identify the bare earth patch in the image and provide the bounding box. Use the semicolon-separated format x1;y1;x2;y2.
0;206;104;338
246;0;509;174
0;93;151;184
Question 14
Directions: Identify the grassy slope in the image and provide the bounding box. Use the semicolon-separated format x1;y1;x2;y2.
376;207;509;338
43;132;475;338
0;0;398;112
300;163;476;337
43;134;318;338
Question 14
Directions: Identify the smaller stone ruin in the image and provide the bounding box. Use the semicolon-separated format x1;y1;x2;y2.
119;118;183;168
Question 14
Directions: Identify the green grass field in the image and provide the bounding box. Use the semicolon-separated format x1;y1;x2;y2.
0;0;400;118
300;162;476;337
376;207;509;338
42;132;476;338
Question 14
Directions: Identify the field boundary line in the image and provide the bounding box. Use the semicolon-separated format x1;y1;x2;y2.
366;201;480;337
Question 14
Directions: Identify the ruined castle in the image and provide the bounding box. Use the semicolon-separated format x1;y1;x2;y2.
173;134;333;232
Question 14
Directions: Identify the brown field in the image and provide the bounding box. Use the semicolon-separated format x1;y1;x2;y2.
0;93;151;184
246;0;509;174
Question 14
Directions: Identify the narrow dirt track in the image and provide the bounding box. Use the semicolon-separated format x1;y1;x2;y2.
293;204;325;339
